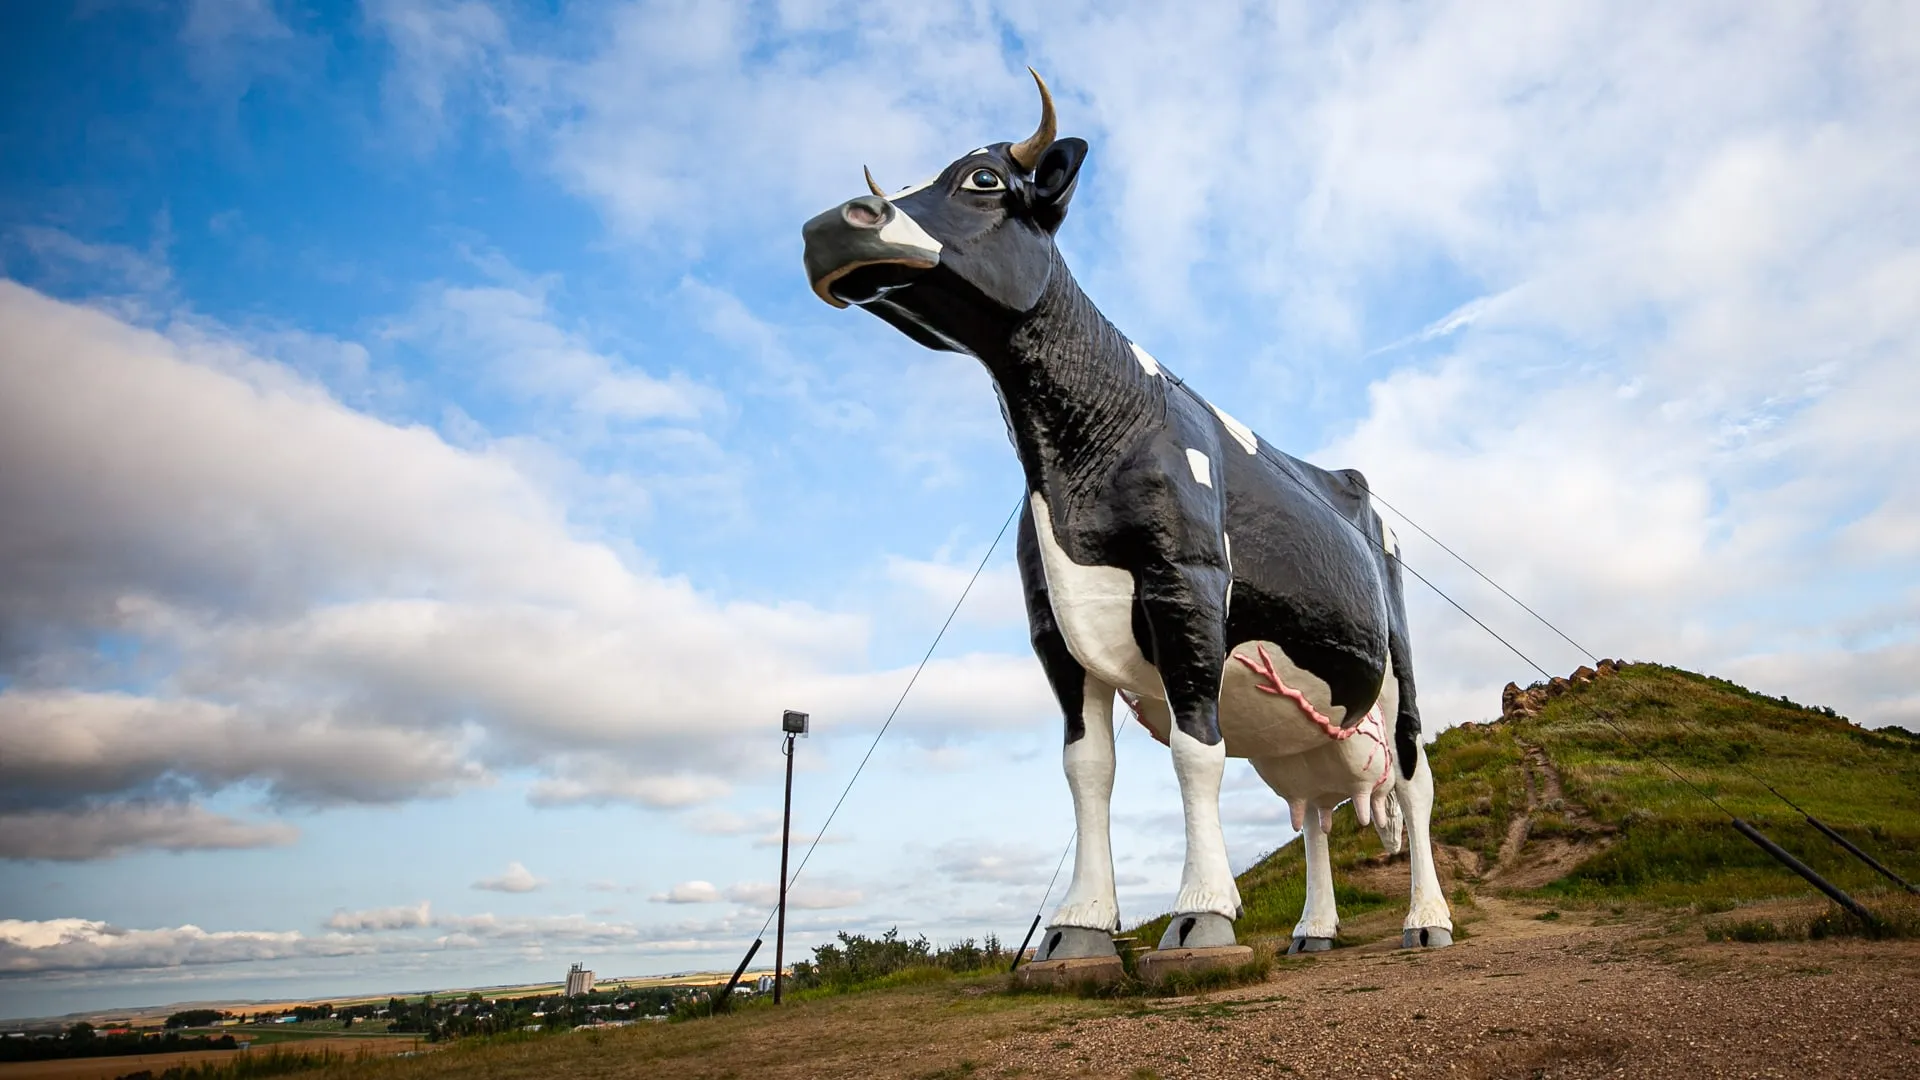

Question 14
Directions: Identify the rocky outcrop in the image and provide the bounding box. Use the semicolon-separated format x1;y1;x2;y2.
1497;659;1628;722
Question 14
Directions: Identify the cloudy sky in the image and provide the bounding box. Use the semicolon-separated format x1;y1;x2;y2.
3;0;1917;1019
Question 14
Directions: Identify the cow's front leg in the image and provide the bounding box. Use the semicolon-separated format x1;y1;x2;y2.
1044;670;1120;951
1021;528;1119;964
1141;564;1240;950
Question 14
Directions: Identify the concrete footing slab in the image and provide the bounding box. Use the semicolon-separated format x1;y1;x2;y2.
1013;954;1125;989
1135;944;1255;986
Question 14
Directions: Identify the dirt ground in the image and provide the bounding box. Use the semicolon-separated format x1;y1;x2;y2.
347;895;1917;1080
981;897;1920;1079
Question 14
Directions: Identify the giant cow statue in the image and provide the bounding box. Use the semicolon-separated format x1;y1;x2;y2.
802;72;1452;960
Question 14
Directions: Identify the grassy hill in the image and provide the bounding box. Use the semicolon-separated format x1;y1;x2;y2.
1134;662;1920;946
130;664;1919;1080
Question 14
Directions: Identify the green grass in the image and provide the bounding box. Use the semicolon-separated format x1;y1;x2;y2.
1428;721;1527;861
1122;663;1920;942
1479;664;1920;913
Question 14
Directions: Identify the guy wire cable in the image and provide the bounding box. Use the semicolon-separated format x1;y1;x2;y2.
753;495;1024;941
1013;696;1140;969
1366;486;1914;892
1185;401;1888;918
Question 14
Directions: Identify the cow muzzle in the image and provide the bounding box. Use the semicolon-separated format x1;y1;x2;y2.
802;196;943;309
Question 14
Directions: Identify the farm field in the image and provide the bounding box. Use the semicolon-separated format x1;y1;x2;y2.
0;1036;433;1080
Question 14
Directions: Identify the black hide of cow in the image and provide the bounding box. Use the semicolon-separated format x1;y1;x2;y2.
802;129;1422;778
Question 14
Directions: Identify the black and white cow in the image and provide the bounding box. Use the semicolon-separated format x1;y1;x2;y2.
802;72;1452;959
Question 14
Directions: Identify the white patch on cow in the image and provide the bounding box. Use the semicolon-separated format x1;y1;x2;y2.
888;176;939;200
1185;448;1212;488
1052;674;1119;931
1382;521;1398;557
1029;492;1163;696
1128;341;1162;376
1169;725;1241;918
876;207;943;256
1212;405;1258;454
1222;532;1233;616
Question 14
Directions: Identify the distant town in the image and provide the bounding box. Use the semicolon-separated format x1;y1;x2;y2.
0;962;783;1067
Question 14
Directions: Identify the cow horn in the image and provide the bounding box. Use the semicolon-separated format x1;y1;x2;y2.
1008;67;1056;172
864;165;886;198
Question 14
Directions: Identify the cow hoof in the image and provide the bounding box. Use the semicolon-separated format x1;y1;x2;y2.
1032;926;1117;962
1287;936;1335;954
1157;912;1236;950
1402;927;1453;949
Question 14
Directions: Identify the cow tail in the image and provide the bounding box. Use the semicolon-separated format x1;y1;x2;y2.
1380;519;1422;781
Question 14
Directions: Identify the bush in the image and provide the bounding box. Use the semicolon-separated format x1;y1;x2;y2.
788;928;1011;993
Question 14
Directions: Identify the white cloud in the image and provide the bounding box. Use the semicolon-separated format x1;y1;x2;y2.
0;690;486;809
362;0;509;144
390;272;719;423
649;881;721;904
721;882;863;910
326;902;433;932
471;861;544;893
0;802;297;862
0;918;364;976
883;555;1026;629
933;841;1054;886
0;281;1058;858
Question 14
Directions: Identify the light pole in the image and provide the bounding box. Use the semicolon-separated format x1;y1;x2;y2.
774;709;808;1004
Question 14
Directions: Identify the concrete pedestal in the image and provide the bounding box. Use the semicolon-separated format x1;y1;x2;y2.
1013;955;1125;989
1135;944;1255;986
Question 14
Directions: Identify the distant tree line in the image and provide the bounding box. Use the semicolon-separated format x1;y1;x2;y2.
0;1024;238;1063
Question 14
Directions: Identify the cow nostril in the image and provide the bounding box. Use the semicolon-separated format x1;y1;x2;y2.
842;197;887;229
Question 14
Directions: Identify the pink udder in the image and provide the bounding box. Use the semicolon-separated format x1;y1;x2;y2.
1233;644;1395;789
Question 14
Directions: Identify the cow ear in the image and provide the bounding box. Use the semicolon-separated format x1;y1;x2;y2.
1030;137;1087;233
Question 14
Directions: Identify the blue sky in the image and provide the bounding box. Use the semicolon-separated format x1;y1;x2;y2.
3;1;1917;1019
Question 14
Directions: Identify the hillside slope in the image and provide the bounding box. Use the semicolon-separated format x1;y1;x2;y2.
1135;662;1920;944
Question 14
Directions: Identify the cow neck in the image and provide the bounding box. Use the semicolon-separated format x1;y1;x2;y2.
981;252;1163;513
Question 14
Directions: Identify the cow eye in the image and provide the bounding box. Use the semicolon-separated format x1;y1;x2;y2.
961;168;1005;192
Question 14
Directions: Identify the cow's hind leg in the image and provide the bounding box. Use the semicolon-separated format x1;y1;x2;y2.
1380;526;1452;947
1396;742;1454;947
1287;798;1340;952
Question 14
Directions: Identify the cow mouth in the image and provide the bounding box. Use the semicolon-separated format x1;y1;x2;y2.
803;197;944;309
814;258;933;307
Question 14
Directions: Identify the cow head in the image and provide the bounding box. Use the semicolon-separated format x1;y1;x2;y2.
801;70;1089;355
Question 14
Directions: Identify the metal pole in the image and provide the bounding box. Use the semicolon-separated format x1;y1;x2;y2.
1802;814;1920;895
1009;913;1042;972
1731;818;1879;926
774;732;796;1003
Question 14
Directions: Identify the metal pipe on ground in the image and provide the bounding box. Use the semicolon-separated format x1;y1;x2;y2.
1009;914;1042;972
715;938;763;1012
1731;818;1880;927
1801;815;1919;895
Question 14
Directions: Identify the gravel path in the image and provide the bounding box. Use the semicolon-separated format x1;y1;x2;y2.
985;900;1920;1079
